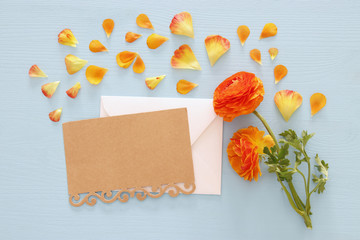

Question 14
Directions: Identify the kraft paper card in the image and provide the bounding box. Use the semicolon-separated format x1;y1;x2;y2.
62;108;195;207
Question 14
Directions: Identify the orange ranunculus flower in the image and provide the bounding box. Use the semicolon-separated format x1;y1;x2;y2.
213;71;264;122
227;126;275;181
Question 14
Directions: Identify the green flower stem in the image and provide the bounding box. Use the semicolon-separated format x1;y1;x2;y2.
253;111;280;151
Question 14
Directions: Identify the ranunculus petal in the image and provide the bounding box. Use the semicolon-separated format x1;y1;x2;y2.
176;80;198;94
29;65;47;78
102;19;114;38
146;33;168;49
268;48;278;60
89;40;108;52
65;54;88;75
274;90;303;122
260;23;277;39
205;35;230;66
41;81;60;98
145;75;165;90
169;12;194;38
310;93;326;116
171;44;201;70
250;49;262;65
133;55;145;74
85;65;108;85
274;65;288;84
125;32;142;43
116;51;137;68
136;14;154;29
58;29;78;47
237;25;250;46
49;108;62;122
66;82;81;98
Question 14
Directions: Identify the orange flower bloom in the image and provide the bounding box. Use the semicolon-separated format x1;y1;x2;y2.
213;72;264;122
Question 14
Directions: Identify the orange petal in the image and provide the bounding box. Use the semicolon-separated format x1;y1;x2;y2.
58;29;78;47
49;108;62;122
136;14;154;29
133;56;145;74
176;80;198;94
29;65;47;78
171;44;201;70
146;33;168;49
169;12;194;38
260;23;277;40
66;82;81;99
250;49;262;65
145;75;165;90
125;32;142;43
65;54;88;75
89;40;108;52
237;25;250;46
116;51;138;68
102;19;114;38
268;48;278;60
85;65;108;85
274;90;303;122
310;93;326;116
204;35;230;66
274;65;288;84
41;81;60;98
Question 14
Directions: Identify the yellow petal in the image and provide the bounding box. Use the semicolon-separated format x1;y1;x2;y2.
237;25;250;46
260;23;277;40
310;93;326;116
274;90;303;122
66;82;81;99
250;49;262;65
85;65;108;85
169;12;194;38
268;48;278;60
65;54;88;75
89;40;108;52
102;19;114;38
136;14;154;29
125;32;142;43
171;44;201;70
116;51;137;68
204;35;230;66
133;55;145;74
146;33;168;49
176;80;198;94
274;65;288;84
145;75;165;90
41;81;60;98
58;29;78;47
29;65;47;78
49;108;63;122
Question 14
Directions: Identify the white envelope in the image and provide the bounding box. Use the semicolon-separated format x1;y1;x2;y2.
100;96;223;195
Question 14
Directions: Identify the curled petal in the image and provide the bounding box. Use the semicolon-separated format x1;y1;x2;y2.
65;54;88;75
41;81;60;98
66;82;81;99
125;32;142;43
146;34;168;49
274;90;303;122
205;35;230;66
274;65;288;84
237;25;250;46
171;44;201;70
133;56;145;74
250;49;262;65
176;80;198;94
29;65;47;78
58;29;78;47
136;14;154;29
260;23;277;40
268;48;278;60
116;51;137;68
310;93;326;116
145;75;165;90
49;108;63;122
169;12;194;38
102;19;114;38
89;40;108;52
85;65;108;85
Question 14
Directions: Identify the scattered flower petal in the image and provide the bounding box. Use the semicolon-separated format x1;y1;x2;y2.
145;75;166;90
136;14;154;29
133;55;145;74
237;25;250;46
85;65;108;85
250;49;262;65
169;12;194;38
171;44;201;70
125;32;142;43
89;40;108;52
204;35;230;66
268;48;278;60
274;90;303;122
49;108;62;122
260;23;277;40
274;65;288;84
58;29;78;47
41;81;60;98
176;80;198;94
146;33;169;49
116;51;138;68
310;93;326;116
66;82;81;99
102;19;114;38
29;65;47;78
65;54;88;75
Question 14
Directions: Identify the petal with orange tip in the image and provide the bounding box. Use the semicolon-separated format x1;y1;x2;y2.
146;34;168;49
125;32;142;43
169;12;194;38
58;29;78;47
133;56;145;74
260;23;277;40
274;65;288;84
136;14;154;29
89;40;108;52
237;25;250;46
41;81;60;98
268;48;278;60
171;44;201;70
49;108;63;122
204;35;230;66
310;93;326;116
250;49;262;65
145;75;165;90
176;80;198;94
116;51;137;68
274;90;303;122
29;65;47;78
65;54;88;75
85;65;108;85
102;19;114;38
66;82;81;99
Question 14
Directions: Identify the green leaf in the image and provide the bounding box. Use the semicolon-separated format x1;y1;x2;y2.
314;154;329;178
279;129;302;151
301;131;315;147
312;174;327;194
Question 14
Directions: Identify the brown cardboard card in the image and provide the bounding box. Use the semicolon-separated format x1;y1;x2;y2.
62;108;195;207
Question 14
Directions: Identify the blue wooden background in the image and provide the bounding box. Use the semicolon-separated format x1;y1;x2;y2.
0;0;359;239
